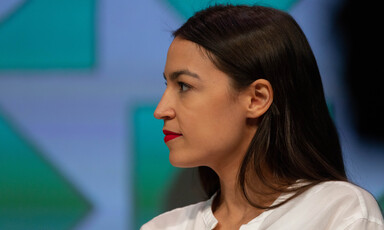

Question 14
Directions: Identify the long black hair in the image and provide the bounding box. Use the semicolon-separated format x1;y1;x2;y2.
173;4;347;209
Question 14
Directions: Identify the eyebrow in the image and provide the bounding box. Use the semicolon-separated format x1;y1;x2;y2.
163;69;200;81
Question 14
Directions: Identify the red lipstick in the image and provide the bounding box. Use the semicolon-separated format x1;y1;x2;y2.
163;130;182;143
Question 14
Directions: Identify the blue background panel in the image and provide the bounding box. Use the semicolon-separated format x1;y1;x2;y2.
0;0;383;229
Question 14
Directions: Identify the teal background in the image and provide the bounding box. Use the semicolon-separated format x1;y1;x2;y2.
165;0;298;19
0;0;383;229
133;105;180;228
0;0;95;69
0;111;90;229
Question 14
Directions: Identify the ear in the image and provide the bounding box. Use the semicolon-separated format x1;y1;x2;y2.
242;79;273;118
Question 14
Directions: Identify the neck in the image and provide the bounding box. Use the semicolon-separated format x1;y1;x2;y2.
211;158;279;226
209;125;279;226
213;165;261;215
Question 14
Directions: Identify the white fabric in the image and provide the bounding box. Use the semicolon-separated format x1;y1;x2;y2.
140;181;384;230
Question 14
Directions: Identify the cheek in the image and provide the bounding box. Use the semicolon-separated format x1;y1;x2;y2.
180;98;245;146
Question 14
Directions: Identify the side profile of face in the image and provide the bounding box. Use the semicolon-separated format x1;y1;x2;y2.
154;37;265;172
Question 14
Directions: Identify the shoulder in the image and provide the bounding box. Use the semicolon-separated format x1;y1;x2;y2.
310;181;381;212
262;181;383;230
305;181;383;228
140;200;208;230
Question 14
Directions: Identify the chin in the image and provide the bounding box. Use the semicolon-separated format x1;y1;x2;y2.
169;151;201;168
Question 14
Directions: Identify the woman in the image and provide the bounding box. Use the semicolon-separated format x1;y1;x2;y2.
141;4;384;230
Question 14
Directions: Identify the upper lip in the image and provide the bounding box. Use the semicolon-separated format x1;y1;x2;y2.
163;130;182;135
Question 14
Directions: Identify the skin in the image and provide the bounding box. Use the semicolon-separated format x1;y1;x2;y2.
154;37;274;229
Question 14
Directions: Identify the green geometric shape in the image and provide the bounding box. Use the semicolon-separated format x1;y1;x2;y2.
132;105;180;229
0;0;96;69
164;0;300;20
378;192;384;215
0;111;91;229
326;99;335;120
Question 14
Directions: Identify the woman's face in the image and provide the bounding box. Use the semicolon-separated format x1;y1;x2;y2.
154;37;256;171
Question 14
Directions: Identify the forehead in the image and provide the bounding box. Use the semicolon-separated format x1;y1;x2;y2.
166;38;210;66
164;38;221;81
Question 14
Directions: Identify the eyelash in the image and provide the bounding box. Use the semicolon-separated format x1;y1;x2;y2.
178;81;191;92
164;81;191;92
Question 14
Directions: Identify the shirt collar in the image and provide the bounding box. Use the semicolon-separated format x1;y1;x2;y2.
202;193;218;229
200;191;286;229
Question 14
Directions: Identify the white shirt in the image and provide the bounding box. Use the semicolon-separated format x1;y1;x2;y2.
140;181;384;230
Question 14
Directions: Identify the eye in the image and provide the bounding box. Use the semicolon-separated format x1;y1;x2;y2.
178;82;191;92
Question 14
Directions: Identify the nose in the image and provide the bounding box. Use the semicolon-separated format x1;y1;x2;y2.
154;91;176;120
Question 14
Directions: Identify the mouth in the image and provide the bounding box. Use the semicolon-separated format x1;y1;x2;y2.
163;130;182;143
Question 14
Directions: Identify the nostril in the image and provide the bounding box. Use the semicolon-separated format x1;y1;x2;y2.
154;108;175;120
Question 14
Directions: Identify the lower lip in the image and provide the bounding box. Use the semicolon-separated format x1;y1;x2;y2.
164;134;182;143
